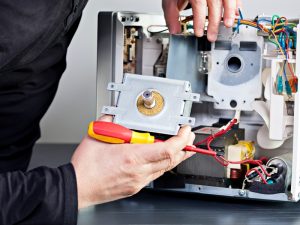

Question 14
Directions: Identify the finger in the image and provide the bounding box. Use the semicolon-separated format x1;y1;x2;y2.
136;126;192;163
145;151;196;183
164;125;192;152
162;0;181;34
187;132;196;146
177;0;189;10
148;150;195;174
207;0;223;42
223;0;236;27
190;0;207;37
97;115;113;122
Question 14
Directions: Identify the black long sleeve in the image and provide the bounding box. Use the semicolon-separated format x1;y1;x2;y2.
0;163;78;225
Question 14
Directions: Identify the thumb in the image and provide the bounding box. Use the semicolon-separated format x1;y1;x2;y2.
97;115;113;122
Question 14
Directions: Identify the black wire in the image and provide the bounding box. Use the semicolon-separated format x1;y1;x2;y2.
147;27;168;34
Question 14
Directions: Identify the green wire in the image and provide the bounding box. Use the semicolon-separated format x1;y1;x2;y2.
272;15;280;26
268;36;280;48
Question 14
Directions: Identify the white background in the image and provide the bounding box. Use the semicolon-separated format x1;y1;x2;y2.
39;0;299;143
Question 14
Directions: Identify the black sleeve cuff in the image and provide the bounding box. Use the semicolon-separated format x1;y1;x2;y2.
59;163;78;225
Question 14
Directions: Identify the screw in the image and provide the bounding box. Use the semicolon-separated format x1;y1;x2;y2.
238;190;246;196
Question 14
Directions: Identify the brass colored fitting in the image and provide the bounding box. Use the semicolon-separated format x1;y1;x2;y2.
137;90;164;116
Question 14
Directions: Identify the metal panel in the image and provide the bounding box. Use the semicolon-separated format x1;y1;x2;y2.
167;35;207;94
102;74;200;135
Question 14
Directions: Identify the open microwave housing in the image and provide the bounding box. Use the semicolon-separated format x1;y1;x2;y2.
97;11;300;202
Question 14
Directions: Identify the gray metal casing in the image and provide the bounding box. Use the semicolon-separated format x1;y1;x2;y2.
97;12;300;202
167;36;206;94
102;74;200;135
207;26;264;111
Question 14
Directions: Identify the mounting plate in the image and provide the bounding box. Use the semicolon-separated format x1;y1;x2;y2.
102;74;200;135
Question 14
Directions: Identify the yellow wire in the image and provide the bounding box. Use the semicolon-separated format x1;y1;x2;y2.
270;30;285;57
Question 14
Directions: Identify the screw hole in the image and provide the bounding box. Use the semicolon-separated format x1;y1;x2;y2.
230;100;237;108
216;62;220;65
110;84;114;89
188;119;192;123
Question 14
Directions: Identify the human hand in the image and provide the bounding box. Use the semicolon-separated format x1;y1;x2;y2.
71;115;195;209
162;0;242;42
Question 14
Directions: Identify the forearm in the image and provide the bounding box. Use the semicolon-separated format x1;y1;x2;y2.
0;164;78;225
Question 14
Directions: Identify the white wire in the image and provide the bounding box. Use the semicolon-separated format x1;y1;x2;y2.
219;110;241;131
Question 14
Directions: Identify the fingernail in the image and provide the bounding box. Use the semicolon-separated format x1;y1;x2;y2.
207;33;217;42
195;30;204;37
169;23;181;34
169;27;176;34
225;18;234;27
181;125;191;131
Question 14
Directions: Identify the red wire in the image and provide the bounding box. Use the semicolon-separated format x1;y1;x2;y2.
206;119;237;153
213;155;228;166
194;119;237;147
154;139;217;156
246;168;268;184
193;118;272;181
194;137;210;146
215;155;272;178
259;156;269;164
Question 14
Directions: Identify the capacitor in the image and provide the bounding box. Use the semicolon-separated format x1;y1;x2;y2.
267;153;292;191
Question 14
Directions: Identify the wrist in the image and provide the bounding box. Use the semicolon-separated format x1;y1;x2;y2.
71;161;90;209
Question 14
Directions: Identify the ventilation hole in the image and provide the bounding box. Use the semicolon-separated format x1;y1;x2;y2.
230;100;237;108
227;56;242;73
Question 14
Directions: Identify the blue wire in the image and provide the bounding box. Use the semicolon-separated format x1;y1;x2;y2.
283;61;292;96
236;19;241;33
235;8;243;33
238;8;244;20
283;61;288;80
256;20;261;31
257;19;272;23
